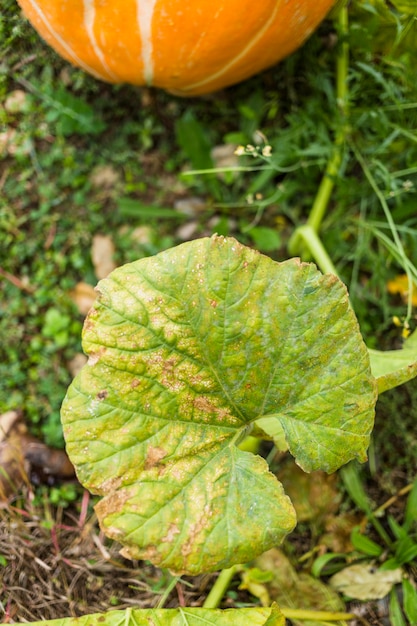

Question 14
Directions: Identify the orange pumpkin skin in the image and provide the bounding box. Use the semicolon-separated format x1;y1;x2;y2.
17;0;335;96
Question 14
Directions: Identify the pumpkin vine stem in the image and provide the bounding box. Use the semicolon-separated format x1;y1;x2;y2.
288;1;349;261
202;566;239;609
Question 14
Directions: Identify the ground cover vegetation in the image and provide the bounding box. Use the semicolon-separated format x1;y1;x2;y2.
1;0;417;623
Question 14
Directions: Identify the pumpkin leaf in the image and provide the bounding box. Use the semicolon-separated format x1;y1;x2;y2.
28;605;285;626
61;236;377;575
368;328;417;393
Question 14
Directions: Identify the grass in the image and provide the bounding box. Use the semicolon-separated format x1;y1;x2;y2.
1;0;417;622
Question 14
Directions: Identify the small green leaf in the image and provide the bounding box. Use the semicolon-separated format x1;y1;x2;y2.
311;552;348;578
117;198;185;219
351;527;384;557
404;477;417;532
249;226;281;252
339;462;372;515
403;578;417;625
389;588;407;626
394;538;417;565
61;236;377;574
27;605;285;626
388;515;407;540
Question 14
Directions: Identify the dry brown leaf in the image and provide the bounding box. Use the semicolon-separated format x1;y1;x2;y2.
129;225;154;245
255;549;346;624
0;418;29;499
330;563;403;600
321;512;363;553
0;412;74;500
0;129;17;156
91;234;116;280
4;89;28;113
89;164;120;189
0;410;21;442
174;196;207;216
277;460;341;524
70;281;97;315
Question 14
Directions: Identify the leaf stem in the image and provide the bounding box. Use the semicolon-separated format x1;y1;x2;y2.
281;608;357;621
203;566;238;609
291;225;339;276
288;1;349;258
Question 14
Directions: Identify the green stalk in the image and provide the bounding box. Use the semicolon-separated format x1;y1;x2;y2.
288;1;349;258
156;575;181;609
281;608;356;621
292;225;339;276
203;566;239;609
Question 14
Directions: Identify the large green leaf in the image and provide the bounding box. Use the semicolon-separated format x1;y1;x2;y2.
61;236;377;574
28;606;284;626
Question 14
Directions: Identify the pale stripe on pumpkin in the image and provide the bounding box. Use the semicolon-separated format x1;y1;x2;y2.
83;0;119;81
136;0;158;85
179;2;281;94
23;0;113;81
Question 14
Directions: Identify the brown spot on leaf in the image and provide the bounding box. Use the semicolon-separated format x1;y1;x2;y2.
144;446;168;469
97;390;108;400
130;379;141;388
181;505;212;557
161;523;181;543
193;396;231;421
87;346;106;366
94;475;123;496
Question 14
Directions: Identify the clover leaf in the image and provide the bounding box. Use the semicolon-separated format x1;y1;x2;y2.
61;236;377;574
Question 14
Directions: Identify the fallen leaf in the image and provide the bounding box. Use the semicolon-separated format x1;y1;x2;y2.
0;410;21;441
0;412;74;500
330;563;403;600
90;164;120;189
321;512;363;553
0;427;28;499
70;281;97;315
4;89;28;113
25;441;75;480
174;196;207;216
91;234;116;280
129;226;154;245
176;220;200;241
255;549;346;626
0;129;17;156
277;460;341;524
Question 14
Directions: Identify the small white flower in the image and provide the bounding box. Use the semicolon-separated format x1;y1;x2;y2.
234;145;246;156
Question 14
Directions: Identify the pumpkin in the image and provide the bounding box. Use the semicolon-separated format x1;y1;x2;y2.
17;0;335;96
